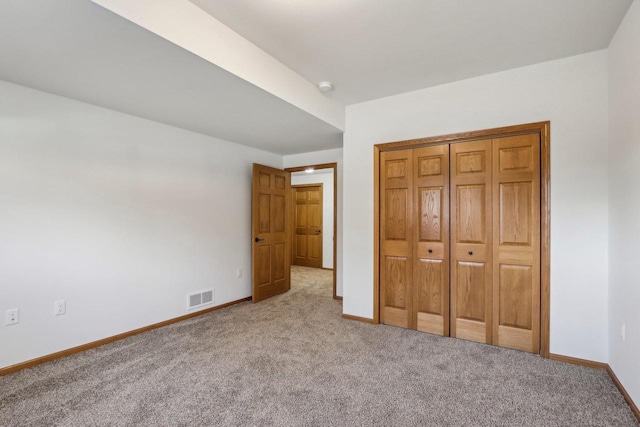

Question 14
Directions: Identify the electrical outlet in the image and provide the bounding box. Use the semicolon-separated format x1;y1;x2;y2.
237;268;243;278
54;300;66;316
5;308;19;326
621;322;626;341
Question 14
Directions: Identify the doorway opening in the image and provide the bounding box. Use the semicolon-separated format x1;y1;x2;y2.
286;163;339;300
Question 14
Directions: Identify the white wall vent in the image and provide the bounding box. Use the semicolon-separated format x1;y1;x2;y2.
187;289;214;310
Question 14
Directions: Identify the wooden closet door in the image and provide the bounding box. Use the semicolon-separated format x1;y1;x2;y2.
492;134;540;353
413;145;449;335
450;140;492;344
380;149;413;328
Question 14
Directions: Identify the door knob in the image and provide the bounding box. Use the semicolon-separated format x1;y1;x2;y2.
428;249;433;254
254;237;264;242
317;230;322;234
468;251;473;255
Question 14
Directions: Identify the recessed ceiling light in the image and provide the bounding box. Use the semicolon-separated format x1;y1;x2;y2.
318;81;333;92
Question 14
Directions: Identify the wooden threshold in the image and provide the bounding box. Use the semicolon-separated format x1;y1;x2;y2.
342;314;376;324
0;296;251;377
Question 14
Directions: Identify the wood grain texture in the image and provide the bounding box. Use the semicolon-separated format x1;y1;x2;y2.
374;121;551;357
377;121;551;151
540;122;551;358
252;164;291;303
373;147;381;323
380;149;413;328
292;184;323;268
413;145;449;335
451;139;492;344
0;297;251;377
492;134;540;353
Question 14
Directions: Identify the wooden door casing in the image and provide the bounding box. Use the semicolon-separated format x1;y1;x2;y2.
252;164;291;303
380;149;413;328
450;139;493;344
292;184;323;268
492;134;541;353
413;144;450;335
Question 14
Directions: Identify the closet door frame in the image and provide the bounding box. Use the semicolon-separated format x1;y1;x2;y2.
373;121;551;358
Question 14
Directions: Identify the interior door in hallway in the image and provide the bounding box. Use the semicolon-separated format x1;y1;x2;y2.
450;139;493;344
492;134;541;353
413;144;450;335
252;164;291;303
380;149;413;328
292;184;323;268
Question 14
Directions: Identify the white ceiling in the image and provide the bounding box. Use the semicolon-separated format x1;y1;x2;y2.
190;0;633;105
0;0;343;155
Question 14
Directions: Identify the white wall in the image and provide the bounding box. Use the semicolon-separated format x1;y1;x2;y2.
608;0;640;406
291;170;334;269
0;80;282;369
343;51;609;362
284;148;343;297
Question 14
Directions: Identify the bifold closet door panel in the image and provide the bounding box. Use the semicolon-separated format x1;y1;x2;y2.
492;134;541;353
380;149;413;328
413;145;449;335
450;140;493;344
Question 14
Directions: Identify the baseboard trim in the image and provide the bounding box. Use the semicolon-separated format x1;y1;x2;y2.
333;295;343;300
548;353;608;370
549;353;638;422
0;296;251;377
342;314;376;324
321;268;334;271
607;365;640;421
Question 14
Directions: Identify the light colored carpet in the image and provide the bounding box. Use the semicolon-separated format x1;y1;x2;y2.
1;266;637;426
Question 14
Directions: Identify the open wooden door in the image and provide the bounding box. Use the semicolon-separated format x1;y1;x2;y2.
252;164;291;303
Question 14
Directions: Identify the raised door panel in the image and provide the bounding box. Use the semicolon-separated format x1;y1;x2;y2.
457;185;486;244
385;189;408;240
381;149;413;329
296;204;308;228
413;144;449;335
252;164;291;303
492;134;540;353
308;204;321;228
450;140;492;344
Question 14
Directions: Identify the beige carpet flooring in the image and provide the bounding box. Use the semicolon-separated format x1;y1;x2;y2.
0;266;638;426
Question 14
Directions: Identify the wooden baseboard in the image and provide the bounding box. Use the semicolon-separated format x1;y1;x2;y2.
342;313;376;324
0;296;251;377
549;353;638;422
607;365;640;422
548;353;608;370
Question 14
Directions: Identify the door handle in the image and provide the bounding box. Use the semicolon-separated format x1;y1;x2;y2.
317;230;322;234
254;237;264;242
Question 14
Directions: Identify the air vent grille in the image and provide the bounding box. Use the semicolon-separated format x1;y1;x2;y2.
187;289;214;310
